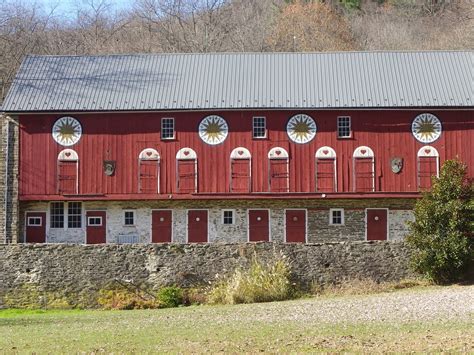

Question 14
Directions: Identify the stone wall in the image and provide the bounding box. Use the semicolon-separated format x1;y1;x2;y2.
19;200;415;244
0;115;19;244
0;242;413;307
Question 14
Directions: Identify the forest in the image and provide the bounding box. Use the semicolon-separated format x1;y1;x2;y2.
0;0;472;101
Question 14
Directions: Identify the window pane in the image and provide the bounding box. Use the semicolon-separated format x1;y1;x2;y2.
253;117;266;138
161;118;175;139
124;211;134;225
68;202;82;228
337;117;351;138
223;210;233;224
50;202;64;228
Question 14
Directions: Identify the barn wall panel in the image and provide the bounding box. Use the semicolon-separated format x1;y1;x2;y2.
19;110;473;199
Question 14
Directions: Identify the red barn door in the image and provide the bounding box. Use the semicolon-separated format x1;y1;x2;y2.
58;161;78;194
152;210;172;243
187;210;208;243
248;210;270;242
366;209;388;241
139;160;159;193
231;159;251;192
86;211;106;244
285;210;306;243
25;212;46;243
418;157;438;190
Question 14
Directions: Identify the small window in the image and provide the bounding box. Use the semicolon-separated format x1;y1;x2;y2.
253;117;266;139
87;217;102;226
68;202;82;228
50;202;64;229
27;217;42;226
124;211;135;226
329;209;344;225
222;210;235;225
337;116;351;138
161;118;175;140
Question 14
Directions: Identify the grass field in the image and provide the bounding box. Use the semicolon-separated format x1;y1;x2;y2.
1;286;473;353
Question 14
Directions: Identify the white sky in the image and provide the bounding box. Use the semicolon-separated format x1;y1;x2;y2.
24;0;135;17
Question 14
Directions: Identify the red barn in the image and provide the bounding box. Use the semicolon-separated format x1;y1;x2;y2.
1;51;472;244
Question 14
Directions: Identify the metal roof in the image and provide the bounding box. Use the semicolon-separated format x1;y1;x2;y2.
2;51;473;112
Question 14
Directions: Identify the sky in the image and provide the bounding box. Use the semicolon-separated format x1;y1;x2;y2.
24;0;135;18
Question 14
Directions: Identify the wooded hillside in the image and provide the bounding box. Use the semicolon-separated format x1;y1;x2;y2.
1;0;472;102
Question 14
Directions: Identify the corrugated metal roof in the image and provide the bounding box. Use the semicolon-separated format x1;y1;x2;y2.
2;51;473;112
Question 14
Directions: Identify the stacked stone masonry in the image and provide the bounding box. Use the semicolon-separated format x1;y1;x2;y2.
19;200;414;244
0;242;414;307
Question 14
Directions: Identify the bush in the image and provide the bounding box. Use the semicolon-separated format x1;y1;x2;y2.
406;159;474;284
97;288;160;310
156;286;184;308
209;254;293;304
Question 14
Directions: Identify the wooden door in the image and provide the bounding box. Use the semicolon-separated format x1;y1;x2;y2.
366;209;388;241
177;160;197;193
354;158;374;192
418;157;437;190
139;160;159;193
248;210;269;242
316;159;336;192
187;210;208;243
86;211;106;244
269;160;289;192
152;210;172;243
285;210;306;243
58;161;77;194
231;159;251;192
25;212;46;243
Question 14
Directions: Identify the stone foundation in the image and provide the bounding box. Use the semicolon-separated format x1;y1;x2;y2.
19;200;415;244
0;242;414;307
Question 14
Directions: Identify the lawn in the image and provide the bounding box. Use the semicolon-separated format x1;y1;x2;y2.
1;287;473;353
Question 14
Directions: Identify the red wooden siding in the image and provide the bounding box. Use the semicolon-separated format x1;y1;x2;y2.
18;110;473;199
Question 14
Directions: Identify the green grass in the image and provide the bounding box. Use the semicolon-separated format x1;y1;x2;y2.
1;294;473;353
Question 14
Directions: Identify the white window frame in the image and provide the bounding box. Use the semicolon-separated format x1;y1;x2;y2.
337;116;351;139
161;117;175;140
27;216;42;227
50;202;65;229
222;209;235;225
124;210;135;226
87;216;103;226
329;208;345;225
67;202;83;229
252;116;267;139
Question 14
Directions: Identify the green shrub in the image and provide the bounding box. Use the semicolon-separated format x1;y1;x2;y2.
156;286;184;308
406;159;474;284
209;254;293;304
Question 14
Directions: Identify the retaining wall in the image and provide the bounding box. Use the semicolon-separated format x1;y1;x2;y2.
0;241;413;307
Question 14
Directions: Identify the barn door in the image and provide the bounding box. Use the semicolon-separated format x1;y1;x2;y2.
152;210;172;243
268;147;289;193
315;147;337;192
366;209;388;241
353;146;375;192
25;212;46;243
187;210;208;243
230;147;251;193
248;210;270;242
285;210;306;243
57;149;78;195
417;146;439;191
86;211;106;244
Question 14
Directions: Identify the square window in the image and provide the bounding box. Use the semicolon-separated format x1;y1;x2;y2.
50;202;64;229
222;210;234;225
253;117;266;139
124;211;135;226
68;202;82;228
337;116;351;138
87;217;102;226
330;209;344;225
161;118;175;140
27;217;42;226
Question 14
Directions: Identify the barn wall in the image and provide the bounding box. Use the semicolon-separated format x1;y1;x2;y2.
18;109;473;199
19;200;414;244
0;242;414;308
